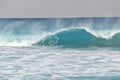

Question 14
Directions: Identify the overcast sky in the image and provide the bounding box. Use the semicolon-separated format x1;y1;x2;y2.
0;0;120;18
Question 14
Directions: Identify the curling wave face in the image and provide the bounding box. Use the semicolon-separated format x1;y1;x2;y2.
34;29;120;48
0;18;120;47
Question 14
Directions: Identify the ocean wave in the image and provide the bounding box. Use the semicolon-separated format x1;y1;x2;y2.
34;28;120;48
0;18;120;47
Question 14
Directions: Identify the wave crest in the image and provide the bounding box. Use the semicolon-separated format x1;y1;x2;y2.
34;29;120;48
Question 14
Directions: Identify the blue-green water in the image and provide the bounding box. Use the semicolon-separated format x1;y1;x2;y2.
0;18;120;80
36;29;120;48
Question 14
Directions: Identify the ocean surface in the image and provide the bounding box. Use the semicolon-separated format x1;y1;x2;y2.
0;18;120;80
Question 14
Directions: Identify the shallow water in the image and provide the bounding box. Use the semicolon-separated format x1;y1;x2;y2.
0;18;120;80
0;46;120;80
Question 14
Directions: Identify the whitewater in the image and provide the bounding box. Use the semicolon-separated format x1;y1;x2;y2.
0;18;120;80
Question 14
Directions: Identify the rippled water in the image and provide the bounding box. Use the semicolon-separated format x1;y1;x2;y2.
0;46;120;80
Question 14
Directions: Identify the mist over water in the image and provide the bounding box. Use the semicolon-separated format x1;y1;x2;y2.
0;18;120;80
0;17;120;47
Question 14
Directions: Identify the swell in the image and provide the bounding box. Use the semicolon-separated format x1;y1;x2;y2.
34;29;120;48
0;18;120;47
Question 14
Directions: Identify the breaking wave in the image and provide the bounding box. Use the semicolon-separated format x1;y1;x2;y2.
34;28;120;48
0;17;120;47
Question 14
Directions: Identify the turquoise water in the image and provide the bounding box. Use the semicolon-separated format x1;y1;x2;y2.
36;29;120;48
0;18;120;80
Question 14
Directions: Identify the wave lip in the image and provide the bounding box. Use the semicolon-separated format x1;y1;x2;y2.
34;29;120;48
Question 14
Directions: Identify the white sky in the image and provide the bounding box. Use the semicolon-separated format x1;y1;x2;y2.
0;0;119;18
